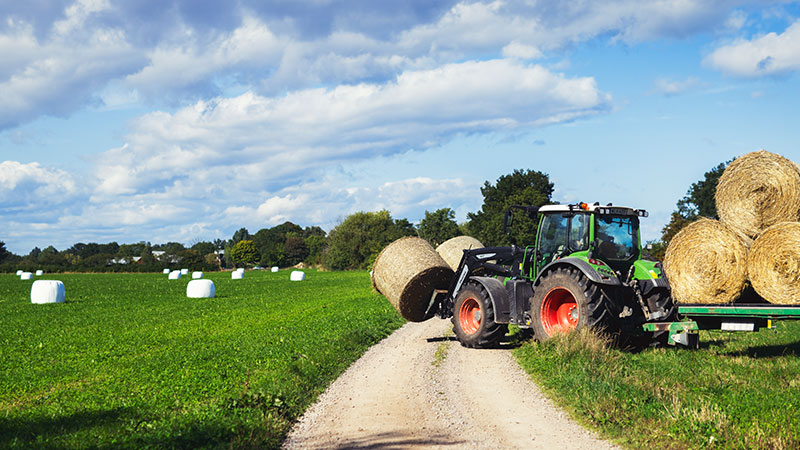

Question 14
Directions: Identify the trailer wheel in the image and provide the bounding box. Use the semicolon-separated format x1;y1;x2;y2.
452;281;508;348
531;267;616;340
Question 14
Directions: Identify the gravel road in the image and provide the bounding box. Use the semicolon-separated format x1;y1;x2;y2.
282;319;622;449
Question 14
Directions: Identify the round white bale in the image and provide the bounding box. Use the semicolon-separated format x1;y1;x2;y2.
237;268;245;273
16;270;23;276
271;266;279;273
186;279;215;298
290;270;306;281
180;268;189;275
35;269;44;276
31;280;65;304
163;268;170;274
168;270;182;280
192;271;203;279
20;272;33;280
232;270;244;279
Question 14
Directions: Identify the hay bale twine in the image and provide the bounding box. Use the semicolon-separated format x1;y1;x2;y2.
31;280;65;304
290;270;306;281
20;272;33;280
187;279;215;298
232;270;243;279
435;236;484;270
747;222;800;304
271;266;279;273
663;218;748;304
35;269;44;276
716;150;800;240
168;270;181;280
163;268;170;274
372;237;454;322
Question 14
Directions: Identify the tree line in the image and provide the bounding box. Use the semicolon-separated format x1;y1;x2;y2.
0;165;723;273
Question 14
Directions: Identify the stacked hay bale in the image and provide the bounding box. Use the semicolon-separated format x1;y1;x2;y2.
665;150;800;304
371;237;454;322
435;236;484;270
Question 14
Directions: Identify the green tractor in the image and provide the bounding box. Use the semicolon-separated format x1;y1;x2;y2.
429;202;675;348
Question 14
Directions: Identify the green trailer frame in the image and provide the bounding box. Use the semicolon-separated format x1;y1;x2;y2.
642;304;800;348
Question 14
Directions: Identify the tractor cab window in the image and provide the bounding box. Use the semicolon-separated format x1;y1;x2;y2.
594;215;638;262
569;213;590;252
536;212;590;273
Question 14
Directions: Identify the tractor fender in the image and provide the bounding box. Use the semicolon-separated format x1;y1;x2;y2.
534;257;621;287
467;276;511;323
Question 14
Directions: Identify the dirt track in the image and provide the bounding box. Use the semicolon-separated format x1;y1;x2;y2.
282;319;621;449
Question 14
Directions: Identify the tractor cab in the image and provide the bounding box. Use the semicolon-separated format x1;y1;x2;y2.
529;203;647;279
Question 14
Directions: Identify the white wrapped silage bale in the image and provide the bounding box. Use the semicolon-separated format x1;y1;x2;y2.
31;280;65;304
163;268;170;274
236;268;245;273
232;270;244;279
16;270;23;276
186;279;215;298
271;266;279;273
290;270;306;281
20;272;33;280
35;270;44;276
180;268;189;275
168;270;181;280
192;271;203;279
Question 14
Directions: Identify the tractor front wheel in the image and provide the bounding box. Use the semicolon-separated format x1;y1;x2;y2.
452;281;508;348
531;267;616;340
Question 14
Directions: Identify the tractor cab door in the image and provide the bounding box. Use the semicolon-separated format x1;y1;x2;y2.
534;212;590;277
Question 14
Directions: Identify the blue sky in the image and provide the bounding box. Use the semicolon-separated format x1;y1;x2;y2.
2;0;800;255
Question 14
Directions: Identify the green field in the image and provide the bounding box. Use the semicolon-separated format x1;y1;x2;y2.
513;324;800;449
0;271;404;449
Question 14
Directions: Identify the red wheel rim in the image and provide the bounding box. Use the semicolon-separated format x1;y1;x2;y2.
459;297;482;335
541;287;578;334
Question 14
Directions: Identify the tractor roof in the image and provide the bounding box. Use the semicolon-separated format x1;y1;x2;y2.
539;203;648;217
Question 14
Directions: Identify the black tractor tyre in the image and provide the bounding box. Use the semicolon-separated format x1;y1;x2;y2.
452;281;508;348
531;266;617;341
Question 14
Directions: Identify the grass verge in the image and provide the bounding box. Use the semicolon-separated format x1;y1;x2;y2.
513;325;800;449
0;271;404;449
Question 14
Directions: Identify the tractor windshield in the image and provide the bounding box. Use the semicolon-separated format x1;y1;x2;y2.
594;215;639;264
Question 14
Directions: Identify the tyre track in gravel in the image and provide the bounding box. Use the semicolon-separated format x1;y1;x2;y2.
282;319;622;449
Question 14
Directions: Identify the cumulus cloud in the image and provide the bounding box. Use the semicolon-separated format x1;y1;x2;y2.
0;161;79;208
93;59;609;198
705;19;800;77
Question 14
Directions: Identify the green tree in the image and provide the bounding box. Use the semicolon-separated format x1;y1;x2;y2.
230;240;258;267
284;236;309;266
0;241;10;263
466;169;554;246
230;228;250;246
418;208;461;247
305;235;327;265
190;241;215;257
324;210;414;270
177;249;205;270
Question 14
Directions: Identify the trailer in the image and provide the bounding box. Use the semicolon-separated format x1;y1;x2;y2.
644;304;800;349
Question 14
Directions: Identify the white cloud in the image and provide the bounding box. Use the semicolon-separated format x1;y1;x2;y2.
0;161;79;206
705;19;800;77
94;59;609;199
653;76;702;96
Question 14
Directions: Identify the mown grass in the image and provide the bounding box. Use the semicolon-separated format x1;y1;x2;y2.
514;325;800;449
0;271;404;449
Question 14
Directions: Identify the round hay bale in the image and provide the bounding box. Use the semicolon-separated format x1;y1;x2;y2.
20;272;33;280
168;270;181;280
180;268;189;275
747;222;800;304
290;270;306;281
31;280;65;304
716;150;800;240
435;236;484;270
187;279;215;298
663;218;748;304
232;270;243;279
192;271;203;279
271;266;279;273
372;237;454;322
15;270;22;276
35;270;44;276
163;268;170;274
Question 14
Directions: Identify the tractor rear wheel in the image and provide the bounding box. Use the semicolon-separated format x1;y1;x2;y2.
452;281;508;348
531;267;617;340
